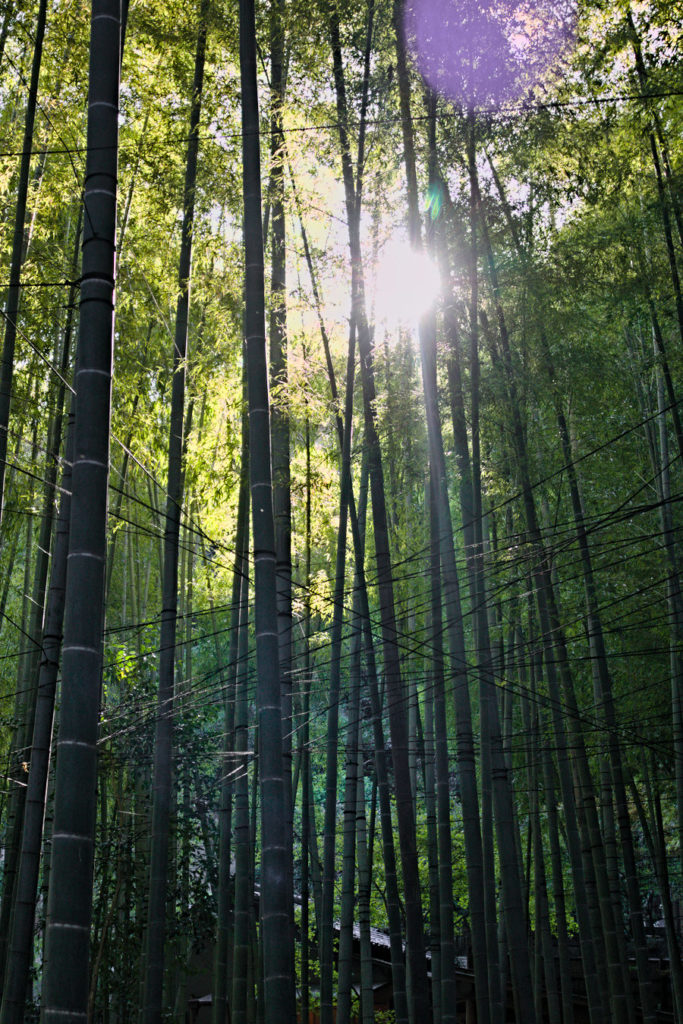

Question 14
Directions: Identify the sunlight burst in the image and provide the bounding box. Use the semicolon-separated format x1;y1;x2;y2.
372;235;441;331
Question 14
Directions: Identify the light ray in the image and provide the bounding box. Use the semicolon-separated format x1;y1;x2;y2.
372;233;440;332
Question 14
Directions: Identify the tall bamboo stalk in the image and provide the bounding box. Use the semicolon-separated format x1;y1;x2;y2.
141;12;207;1017
239;0;293;1017
268;3;295;997
41;1;120;1018
327;9;430;1016
0;0;48;523
230;462;251;1024
0;288;77;1024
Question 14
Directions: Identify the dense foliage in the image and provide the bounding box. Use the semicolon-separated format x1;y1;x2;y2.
0;0;681;1021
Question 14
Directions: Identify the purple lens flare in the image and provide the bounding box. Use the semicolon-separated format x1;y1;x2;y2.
403;0;576;109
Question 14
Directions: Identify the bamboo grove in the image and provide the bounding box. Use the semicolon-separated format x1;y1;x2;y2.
0;0;680;1021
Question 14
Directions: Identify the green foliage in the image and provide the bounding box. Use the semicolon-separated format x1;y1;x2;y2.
0;0;681;1015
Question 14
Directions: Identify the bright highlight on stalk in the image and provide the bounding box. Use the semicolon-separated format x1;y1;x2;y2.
372;235;440;331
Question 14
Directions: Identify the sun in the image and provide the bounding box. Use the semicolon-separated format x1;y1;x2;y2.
371;234;441;332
